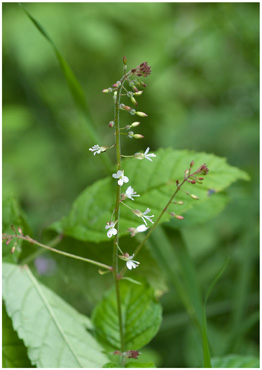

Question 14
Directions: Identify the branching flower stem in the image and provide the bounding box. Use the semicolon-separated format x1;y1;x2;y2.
112;70;133;359
119;171;199;278
3;233;112;271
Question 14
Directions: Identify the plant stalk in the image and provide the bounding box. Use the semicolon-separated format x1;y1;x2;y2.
112;71;132;361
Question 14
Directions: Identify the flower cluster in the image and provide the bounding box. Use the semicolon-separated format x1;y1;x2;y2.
131;62;151;77
89;58;156;271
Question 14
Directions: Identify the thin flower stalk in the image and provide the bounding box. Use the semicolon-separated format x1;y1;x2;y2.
2;232;112;271
119;164;208;277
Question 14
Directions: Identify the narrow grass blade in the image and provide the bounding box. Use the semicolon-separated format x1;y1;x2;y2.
19;3;112;173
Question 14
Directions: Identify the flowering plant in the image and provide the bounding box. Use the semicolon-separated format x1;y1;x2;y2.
2;56;250;368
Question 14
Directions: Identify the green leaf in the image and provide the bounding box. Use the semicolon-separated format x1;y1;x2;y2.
3;263;108;368
2;302;34;368
92;280;162;351
50;148;249;243
126;361;155;367
211;354;259;368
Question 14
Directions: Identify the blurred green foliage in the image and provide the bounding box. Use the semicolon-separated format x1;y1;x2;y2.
3;3;259;367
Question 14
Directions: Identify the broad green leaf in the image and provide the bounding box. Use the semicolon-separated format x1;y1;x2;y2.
92;280;162;351
2;302;34;368
211;354;259;368
50;148;249;243
3;263;108;368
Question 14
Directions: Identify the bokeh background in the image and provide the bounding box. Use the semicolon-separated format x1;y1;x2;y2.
3;2;259;367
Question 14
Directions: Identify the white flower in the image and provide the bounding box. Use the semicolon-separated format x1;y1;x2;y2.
89;145;106;155
112;170;129;186
119;253;140;270
128;224;149;237
144;147;156;161
135;147;156;161
105;221;118;238
141;208;154;225
136;224;148;232
125;186;140;201
133;208;154;226
126;258;140;270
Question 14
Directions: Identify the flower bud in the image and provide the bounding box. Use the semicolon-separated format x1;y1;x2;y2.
132;134;144;139
135;111;148;117
130;96;137;106
112;81;121;88
18;227;22;234
123;56;127;65
133;91;143;96
11;246;16;254
102;87;112;93
190;161;194;168
170;212;184;220
172;201;184;205
130;121;140;127
190;194;199;200
109;121;115;128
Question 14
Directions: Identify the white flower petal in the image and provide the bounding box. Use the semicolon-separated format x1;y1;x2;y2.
136;225;148;232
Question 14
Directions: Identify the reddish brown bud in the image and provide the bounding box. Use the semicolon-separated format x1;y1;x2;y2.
198;163;209;175
126;350;140;359
123;56;127;65
190;161;194;168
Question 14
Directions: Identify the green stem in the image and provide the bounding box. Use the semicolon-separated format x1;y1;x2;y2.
112;71;132;360
13;234;112;270
119;177;189;277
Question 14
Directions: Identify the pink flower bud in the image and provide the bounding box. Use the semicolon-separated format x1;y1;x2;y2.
11;246;16;254
132;134;144;139
102;88;112;93
190;161;194;168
